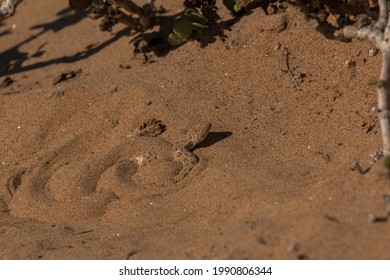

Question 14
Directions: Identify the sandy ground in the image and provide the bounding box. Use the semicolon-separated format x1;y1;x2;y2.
1;0;390;260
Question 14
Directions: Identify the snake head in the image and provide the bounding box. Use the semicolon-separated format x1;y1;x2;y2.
184;122;212;151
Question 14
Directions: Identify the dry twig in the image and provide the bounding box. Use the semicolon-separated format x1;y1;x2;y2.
335;0;390;155
282;47;300;86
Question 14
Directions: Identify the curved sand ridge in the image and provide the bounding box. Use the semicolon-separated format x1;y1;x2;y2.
7;120;210;224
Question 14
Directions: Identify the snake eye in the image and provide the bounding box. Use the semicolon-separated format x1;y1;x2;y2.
69;0;93;10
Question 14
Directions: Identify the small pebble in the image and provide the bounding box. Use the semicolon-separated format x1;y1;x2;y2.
369;48;379;57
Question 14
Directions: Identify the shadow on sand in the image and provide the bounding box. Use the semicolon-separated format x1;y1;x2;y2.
0;7;131;76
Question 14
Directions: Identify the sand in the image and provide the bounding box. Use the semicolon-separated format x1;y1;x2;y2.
0;0;390;259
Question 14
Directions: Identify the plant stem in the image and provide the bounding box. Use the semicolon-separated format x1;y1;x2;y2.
377;49;390;155
376;0;390;155
109;0;152;28
334;0;390;155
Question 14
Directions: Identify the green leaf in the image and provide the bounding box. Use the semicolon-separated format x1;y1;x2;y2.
368;79;387;88
168;8;209;46
167;33;185;47
191;22;209;29
173;16;195;40
186;9;208;23
233;3;242;13
223;0;237;11
384;155;390;170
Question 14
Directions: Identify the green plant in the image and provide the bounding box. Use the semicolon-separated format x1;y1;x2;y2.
167;8;209;47
223;0;243;14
